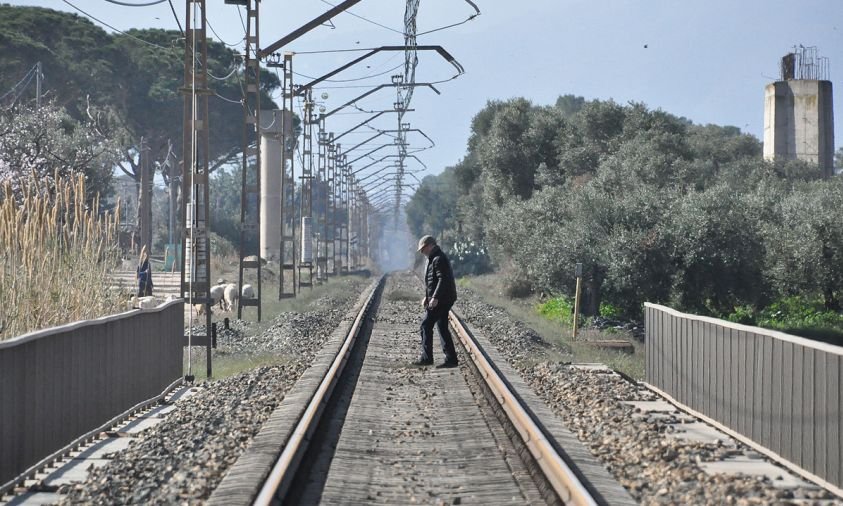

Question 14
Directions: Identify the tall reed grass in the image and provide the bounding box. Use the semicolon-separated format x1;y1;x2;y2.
0;173;121;341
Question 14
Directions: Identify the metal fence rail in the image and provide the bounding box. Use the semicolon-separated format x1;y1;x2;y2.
645;303;842;492
0;300;184;485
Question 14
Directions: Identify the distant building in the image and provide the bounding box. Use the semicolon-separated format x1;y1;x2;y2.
763;46;835;177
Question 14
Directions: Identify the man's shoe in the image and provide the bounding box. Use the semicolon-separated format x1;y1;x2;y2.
412;357;433;366
436;360;459;369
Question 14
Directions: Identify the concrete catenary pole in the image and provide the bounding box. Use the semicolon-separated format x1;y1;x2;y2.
260;110;284;262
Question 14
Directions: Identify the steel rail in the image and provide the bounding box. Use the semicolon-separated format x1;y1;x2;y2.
253;276;384;505
448;311;598;506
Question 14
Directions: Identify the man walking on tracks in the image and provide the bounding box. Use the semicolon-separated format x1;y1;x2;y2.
414;235;459;368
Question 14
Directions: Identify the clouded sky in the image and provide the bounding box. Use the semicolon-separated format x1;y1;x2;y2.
10;0;843;179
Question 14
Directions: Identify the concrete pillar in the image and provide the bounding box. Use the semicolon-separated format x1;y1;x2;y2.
260;110;285;261
764;80;835;176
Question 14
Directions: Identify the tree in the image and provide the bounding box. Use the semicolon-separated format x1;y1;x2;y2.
765;179;843;310
0;103;118;203
554;94;586;117
0;6;284;252
666;183;769;314
0;6;122;116
405;168;460;240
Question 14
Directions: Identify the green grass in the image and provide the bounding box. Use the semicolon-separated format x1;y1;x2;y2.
537;296;574;325
459;274;646;379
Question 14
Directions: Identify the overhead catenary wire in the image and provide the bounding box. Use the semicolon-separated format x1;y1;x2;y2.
292;62;404;84
208;18;245;48
317;0;480;38
213;92;243;104
208;64;239;81
311;75;459;90
319;0;405;36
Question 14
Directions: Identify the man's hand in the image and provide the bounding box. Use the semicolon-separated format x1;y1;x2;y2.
422;297;429;308
427;297;439;309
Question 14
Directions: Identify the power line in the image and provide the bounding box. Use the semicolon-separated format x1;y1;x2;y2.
208;64;239;81
167;0;184;36
214;92;242;104
61;0;172;50
0;64;38;104
208;19;244;48
102;0;167;6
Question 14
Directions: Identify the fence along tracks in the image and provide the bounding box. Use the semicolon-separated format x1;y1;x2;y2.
211;273;622;505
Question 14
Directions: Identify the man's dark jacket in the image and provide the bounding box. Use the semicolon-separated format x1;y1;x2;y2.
425;245;457;305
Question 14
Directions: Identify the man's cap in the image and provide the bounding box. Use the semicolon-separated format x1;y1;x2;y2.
417;235;436;251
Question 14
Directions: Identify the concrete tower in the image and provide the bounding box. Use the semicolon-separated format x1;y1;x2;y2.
259;109;293;261
763;46;834;177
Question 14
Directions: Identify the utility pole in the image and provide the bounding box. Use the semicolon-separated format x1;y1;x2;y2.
298;89;315;289
345;173;357;274
333;153;346;274
138;137;153;256
276;52;296;299
167;147;178;249
327;142;337;275
279;53;297;298
316;114;328;283
321;132;334;279
339;160;349;273
181;0;213;380
35;61;42;109
237;0;262;321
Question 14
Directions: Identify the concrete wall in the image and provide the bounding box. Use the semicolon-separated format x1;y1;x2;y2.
646;303;843;491
0;301;184;486
763;80;835;177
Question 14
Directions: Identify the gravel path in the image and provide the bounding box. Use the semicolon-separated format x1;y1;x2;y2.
61;276;370;505
455;286;838;505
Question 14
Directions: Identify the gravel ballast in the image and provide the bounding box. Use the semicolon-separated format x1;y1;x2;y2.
455;286;838;505
56;273;839;505
61;276;370;505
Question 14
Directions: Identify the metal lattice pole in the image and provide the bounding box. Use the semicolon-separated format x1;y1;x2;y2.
237;0;262;321
278;52;297;299
298;89;315;289
181;0;212;379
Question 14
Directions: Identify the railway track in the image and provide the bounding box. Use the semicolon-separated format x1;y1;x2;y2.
4;271;838;504
209;273;632;505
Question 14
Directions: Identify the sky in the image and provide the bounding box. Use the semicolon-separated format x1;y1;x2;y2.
7;0;843;182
